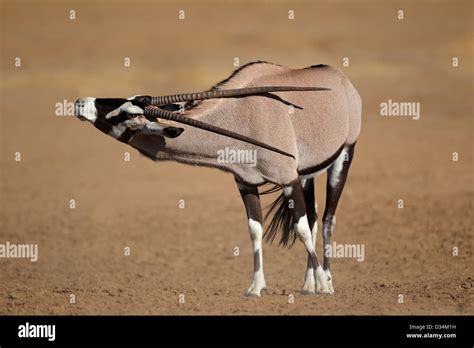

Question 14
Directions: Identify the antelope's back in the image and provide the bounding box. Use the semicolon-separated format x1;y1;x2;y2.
191;61;361;174
246;63;361;170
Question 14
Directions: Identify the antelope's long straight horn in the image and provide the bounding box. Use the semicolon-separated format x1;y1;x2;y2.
143;106;295;159
150;86;331;105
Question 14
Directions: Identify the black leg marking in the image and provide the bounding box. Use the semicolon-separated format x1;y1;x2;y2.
303;178;317;231
303;178;317;273
253;250;260;273
236;179;262;224
235;177;266;295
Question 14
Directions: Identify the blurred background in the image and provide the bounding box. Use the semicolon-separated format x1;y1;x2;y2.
0;0;472;314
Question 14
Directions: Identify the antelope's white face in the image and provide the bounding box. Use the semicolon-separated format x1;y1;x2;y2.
74;96;184;142
74;97;99;122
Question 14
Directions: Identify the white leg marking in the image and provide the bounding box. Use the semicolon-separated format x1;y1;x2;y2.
302;220;318;294
302;266;315;294
329;215;336;229
315;266;333;294
325;269;334;294
295;214;313;245
282;185;293;196
295;214;328;295
312;208;318;245
245;218;266;297
321;215;336;294
300;178;307;188
329;147;348;187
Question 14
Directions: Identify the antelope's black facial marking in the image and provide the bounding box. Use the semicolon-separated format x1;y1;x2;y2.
75;95;185;142
162;127;184;138
94;98;130;118
94;118;113;134
117;128;139;143
75;97;147;124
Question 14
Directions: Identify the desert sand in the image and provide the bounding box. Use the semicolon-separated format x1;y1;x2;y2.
0;0;472;314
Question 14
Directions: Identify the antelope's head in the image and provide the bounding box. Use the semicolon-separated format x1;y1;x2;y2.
74;96;184;142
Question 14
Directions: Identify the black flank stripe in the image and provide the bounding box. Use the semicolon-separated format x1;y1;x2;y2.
297;144;345;176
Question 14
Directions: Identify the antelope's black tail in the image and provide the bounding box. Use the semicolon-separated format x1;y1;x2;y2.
260;184;298;248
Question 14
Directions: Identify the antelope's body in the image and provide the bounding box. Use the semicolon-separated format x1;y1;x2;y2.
75;61;361;296
132;62;360;185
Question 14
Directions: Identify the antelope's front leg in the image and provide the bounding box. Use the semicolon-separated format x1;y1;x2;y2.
235;179;266;297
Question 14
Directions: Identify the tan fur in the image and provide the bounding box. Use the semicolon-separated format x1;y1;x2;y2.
129;62;361;185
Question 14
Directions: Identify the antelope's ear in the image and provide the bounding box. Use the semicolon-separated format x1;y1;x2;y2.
131;95;152;106
162;127;184;138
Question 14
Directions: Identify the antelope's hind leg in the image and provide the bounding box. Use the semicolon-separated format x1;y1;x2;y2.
236;178;266;297
282;179;331;294
321;143;356;294
301;178;318;294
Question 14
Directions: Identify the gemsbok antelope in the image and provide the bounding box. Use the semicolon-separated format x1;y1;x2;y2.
74;61;361;296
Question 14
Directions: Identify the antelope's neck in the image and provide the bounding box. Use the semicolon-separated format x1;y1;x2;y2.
129;111;240;174
161;125;231;168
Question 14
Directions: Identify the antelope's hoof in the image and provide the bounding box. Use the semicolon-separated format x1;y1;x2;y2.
315;267;335;294
301;269;316;295
245;281;266;297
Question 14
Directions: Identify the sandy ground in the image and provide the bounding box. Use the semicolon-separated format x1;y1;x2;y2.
0;0;472;315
